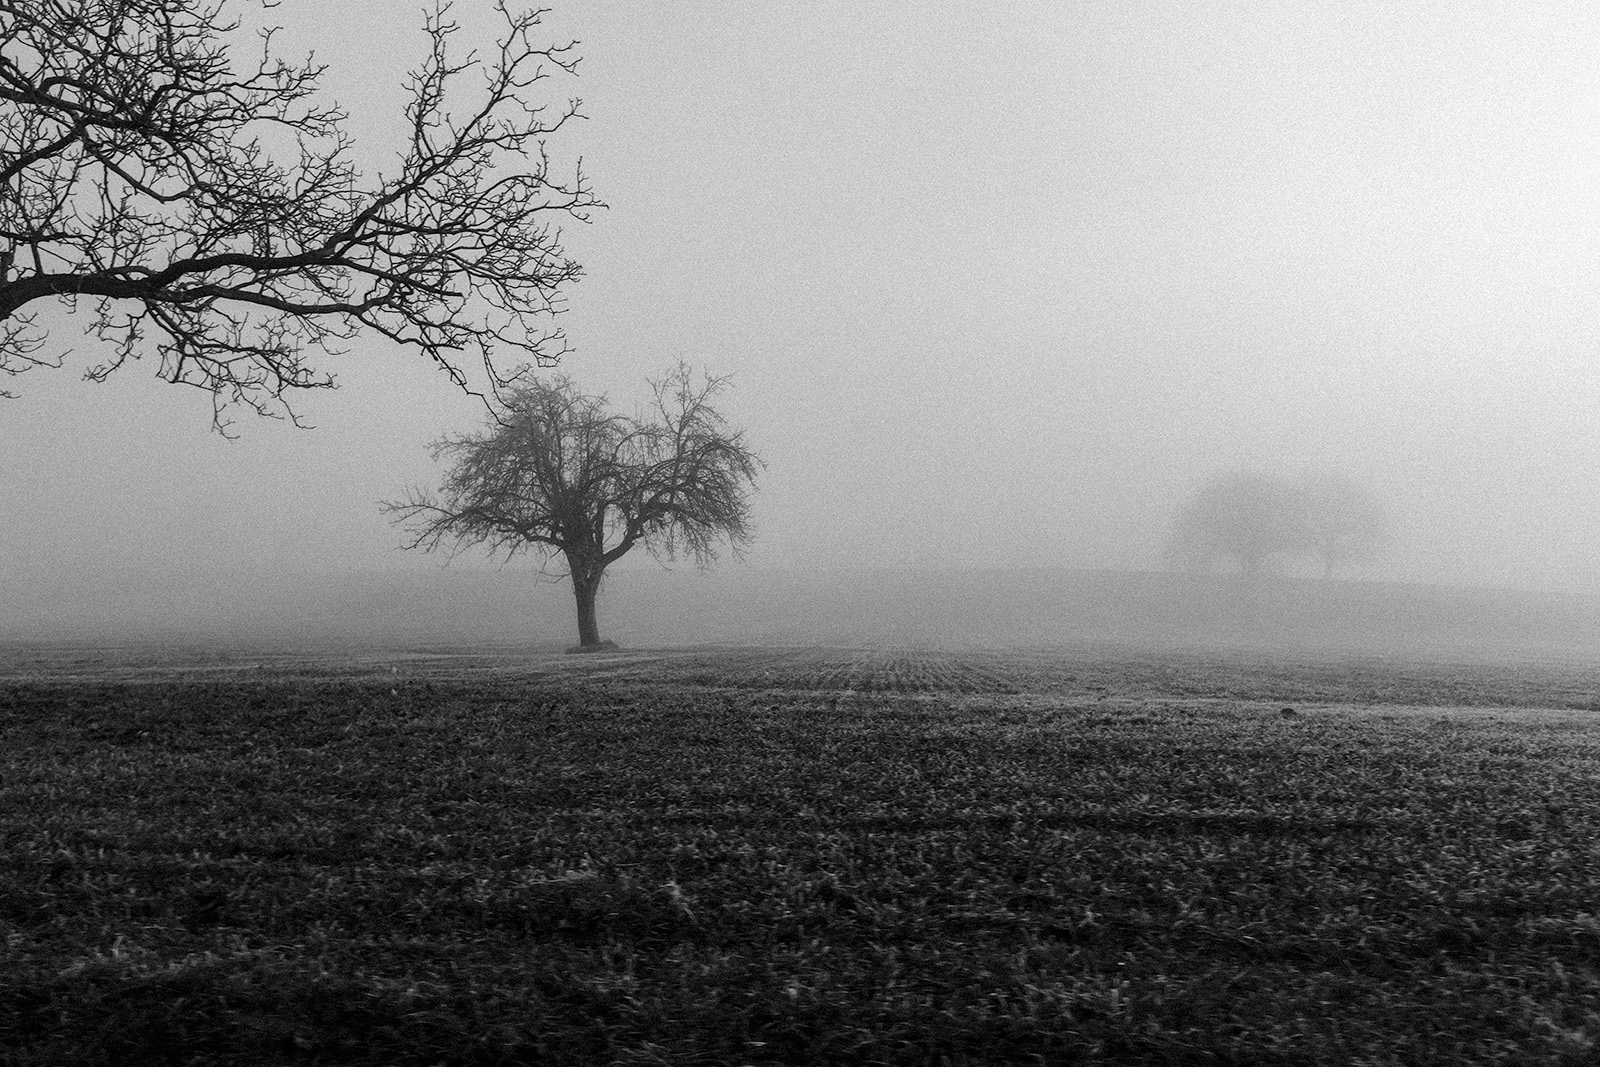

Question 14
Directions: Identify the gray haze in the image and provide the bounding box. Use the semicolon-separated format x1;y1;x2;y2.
5;1;1600;644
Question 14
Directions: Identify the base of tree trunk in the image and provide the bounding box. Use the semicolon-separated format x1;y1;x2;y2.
564;639;619;654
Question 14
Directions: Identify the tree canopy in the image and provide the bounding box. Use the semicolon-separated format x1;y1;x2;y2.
1295;470;1389;578
0;0;596;429
384;365;762;649
1166;470;1388;578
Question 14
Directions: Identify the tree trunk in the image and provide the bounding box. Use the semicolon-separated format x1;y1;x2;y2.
570;568;603;647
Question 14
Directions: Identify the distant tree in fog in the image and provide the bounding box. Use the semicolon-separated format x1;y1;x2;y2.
383;365;762;650
1165;472;1309;576
1165;470;1387;578
0;1;595;431
1295;470;1388;577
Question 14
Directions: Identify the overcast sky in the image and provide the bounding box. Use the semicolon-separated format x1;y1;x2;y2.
6;0;1600;604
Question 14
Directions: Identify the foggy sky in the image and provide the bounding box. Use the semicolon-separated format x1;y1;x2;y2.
6;0;1600;621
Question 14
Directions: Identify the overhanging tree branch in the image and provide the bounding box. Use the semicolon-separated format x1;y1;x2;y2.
0;0;598;431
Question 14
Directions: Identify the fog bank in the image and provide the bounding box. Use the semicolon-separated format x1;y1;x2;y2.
6;565;1599;665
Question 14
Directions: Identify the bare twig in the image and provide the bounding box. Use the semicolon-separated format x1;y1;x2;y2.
0;0;598;432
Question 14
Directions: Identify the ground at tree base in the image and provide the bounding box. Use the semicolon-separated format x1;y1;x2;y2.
2;643;1599;1065
565;639;621;654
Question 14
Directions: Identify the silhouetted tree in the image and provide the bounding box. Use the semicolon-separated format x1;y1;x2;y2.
384;365;762;649
1296;470;1388;577
0;0;596;430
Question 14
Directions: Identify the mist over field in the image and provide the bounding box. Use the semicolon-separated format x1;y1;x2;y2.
6;562;1600;665
5;1;1600;650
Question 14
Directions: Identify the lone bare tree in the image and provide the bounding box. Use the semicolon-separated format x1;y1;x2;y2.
384;365;762;649
0;0;596;429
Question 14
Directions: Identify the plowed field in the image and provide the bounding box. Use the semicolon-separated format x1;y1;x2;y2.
3;643;1600;1066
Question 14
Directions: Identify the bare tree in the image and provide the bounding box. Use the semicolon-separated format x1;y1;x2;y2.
1165;469;1389;578
1164;471;1312;576
1296;470;1388;577
0;0;596;430
384;365;763;649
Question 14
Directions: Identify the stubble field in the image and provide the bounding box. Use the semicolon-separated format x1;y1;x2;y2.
3;643;1600;1065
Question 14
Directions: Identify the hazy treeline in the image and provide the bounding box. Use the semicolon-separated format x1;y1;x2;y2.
1165;471;1389;579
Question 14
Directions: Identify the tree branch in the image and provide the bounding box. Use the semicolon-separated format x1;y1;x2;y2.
0;0;597;431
